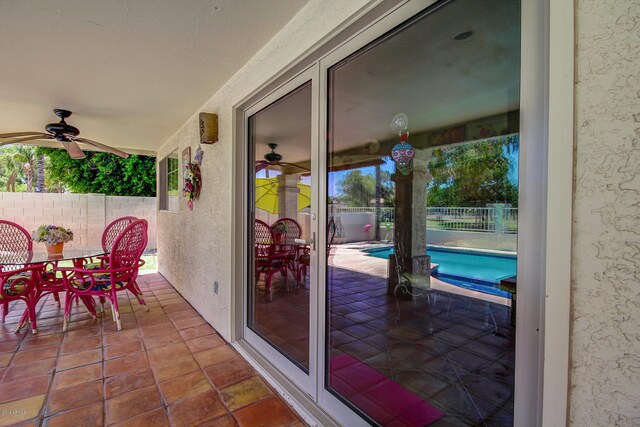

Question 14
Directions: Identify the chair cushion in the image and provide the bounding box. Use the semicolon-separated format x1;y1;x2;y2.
84;261;102;270
71;277;125;292
1;272;30;297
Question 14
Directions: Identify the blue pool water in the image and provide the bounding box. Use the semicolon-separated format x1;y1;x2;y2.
364;246;516;297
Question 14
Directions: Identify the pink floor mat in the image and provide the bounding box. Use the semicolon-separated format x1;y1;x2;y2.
329;354;445;426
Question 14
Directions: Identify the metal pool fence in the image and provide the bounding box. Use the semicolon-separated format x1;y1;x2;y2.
332;206;518;234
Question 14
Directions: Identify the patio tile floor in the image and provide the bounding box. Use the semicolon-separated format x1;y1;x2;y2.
0;273;306;427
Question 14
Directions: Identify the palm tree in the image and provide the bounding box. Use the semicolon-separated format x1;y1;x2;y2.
0;145;39;192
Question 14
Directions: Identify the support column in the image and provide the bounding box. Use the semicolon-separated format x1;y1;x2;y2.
277;174;299;220
388;149;431;294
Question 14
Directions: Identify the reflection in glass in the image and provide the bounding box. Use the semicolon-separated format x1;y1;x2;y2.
248;82;312;371
326;0;520;425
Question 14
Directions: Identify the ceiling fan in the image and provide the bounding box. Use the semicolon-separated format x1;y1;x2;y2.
0;109;129;159
255;143;309;173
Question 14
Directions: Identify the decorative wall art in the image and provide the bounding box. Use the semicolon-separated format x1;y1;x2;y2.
390;113;414;175
183;162;202;211
199;112;218;144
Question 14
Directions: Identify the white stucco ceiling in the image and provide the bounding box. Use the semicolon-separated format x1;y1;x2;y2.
0;0;309;154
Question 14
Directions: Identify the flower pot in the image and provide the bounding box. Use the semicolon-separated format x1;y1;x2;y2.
45;242;64;255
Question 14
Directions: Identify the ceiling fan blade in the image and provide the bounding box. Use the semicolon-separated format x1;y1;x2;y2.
0;134;53;146
255;161;269;173
0;131;48;139
62;140;86;159
74;137;129;158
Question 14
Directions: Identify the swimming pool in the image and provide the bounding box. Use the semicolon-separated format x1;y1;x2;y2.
364;246;516;297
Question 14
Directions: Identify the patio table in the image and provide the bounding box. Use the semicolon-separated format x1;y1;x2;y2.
0;247;108;333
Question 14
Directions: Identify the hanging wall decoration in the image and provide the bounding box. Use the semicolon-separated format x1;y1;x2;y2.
390;113;414;175
183;162;202;211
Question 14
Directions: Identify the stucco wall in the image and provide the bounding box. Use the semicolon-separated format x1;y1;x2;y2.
571;1;640;424
156;0;371;340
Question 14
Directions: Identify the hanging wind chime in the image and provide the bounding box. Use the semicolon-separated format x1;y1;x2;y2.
390;113;414;175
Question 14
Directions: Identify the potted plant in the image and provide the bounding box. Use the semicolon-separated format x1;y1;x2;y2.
32;225;74;255
272;222;287;243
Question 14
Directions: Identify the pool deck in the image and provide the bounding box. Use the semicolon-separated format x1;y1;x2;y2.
331;244;511;306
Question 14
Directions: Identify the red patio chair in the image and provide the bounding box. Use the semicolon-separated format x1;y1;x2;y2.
59;219;149;331
271;218;301;286
0;220;45;323
0;265;40;334
85;216;138;270
255;219;287;301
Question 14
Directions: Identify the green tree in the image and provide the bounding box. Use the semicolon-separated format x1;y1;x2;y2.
336;168;394;207
0;145;41;192
36;147;156;196
427;136;518;207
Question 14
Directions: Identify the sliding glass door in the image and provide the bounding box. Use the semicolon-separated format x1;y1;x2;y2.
323;1;520;424
245;68;318;393
243;0;537;425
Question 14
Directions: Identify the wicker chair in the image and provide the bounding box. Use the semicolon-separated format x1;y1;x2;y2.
59;219;149;331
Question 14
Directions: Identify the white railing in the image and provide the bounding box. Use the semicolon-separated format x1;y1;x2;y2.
331;206;518;233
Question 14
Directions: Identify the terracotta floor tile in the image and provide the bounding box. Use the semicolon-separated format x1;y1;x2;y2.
163;303;193;313
194;346;238;368
233;396;300;427
167;309;199;321
158;370;212;404
148;342;191;366
43;401;103;427
3;358;55;382
12;346;59;365
0;394;45;426
136;314;170;327
104;351;150;378
151;355;200;383
0;375;49;404
0;333;21;343
0;353;12;368
173;316;206;330
142;330;183;349
111;408;170;427
140;322;177;338
178;324;215;341
167;389;228;427
52;362;102;390
105;367;156;399
46;379;102;415
63;326;101;341
104;340;144;360
204;358;255;388
219;376;272;411
60;336;102;355
103;330;141;346
20;333;63;350
196;414;239;427
106;384;162;425
57;348;103;371
0;340;21;354
185;334;225;354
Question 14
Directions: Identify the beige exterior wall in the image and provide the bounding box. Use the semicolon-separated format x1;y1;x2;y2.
155;0;371;340
0;192;157;250
570;1;640;424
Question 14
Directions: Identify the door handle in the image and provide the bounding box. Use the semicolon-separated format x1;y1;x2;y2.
295;233;316;251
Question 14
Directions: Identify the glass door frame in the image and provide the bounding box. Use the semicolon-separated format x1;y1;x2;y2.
234;0;555;425
241;64;321;396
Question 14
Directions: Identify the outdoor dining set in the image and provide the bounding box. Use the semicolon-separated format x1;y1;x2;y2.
254;217;335;301
0;217;149;335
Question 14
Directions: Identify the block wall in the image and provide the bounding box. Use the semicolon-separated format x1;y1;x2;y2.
0;193;157;250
